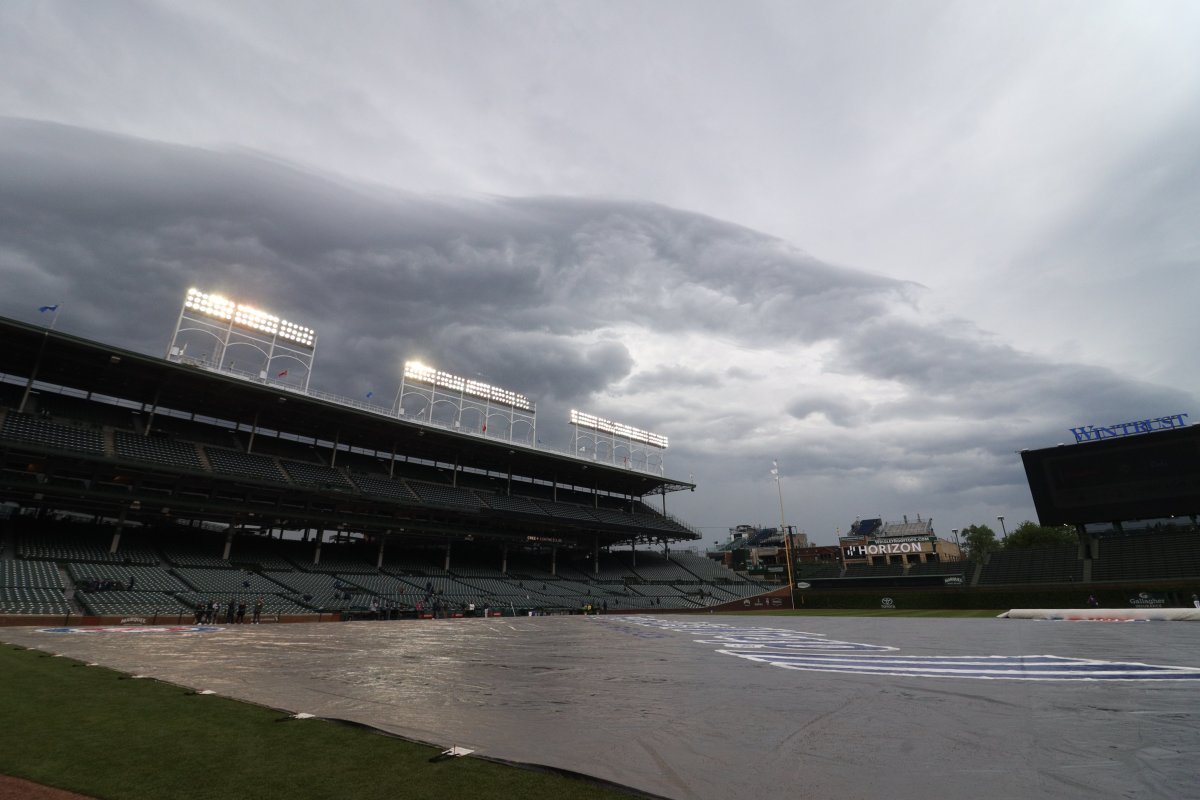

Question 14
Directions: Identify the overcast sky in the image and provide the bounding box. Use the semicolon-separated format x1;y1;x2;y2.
2;1;1198;544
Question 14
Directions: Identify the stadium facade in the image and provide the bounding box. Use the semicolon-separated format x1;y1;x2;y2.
1;313;799;621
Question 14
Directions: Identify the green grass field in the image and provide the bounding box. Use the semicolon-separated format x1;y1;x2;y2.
0;645;640;800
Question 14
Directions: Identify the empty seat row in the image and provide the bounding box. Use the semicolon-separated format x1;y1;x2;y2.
1;413;106;454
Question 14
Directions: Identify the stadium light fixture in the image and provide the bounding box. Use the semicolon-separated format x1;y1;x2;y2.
402;361;532;412
569;409;668;449
169;288;318;392
184;288;315;349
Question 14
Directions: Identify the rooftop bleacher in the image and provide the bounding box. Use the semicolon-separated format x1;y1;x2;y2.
851;518;883;537
878;520;933;538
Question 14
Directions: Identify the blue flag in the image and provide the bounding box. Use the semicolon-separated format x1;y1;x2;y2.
365;391;374;399
39;304;59;313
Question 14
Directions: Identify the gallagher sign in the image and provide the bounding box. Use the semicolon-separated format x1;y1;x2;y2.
1070;413;1188;443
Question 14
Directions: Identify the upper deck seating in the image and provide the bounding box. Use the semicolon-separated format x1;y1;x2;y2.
203;447;287;482
281;460;354;489
478;492;548;515
1;413;105;454
408;482;482;509
114;430;204;470
349;474;420;502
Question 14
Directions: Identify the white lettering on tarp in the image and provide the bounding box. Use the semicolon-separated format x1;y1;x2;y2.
694;630;894;652
602;617;1200;682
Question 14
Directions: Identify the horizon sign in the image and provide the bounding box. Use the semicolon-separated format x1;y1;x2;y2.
1070;413;1189;444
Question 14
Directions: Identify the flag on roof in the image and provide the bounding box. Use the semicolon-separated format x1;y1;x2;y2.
365;391;374;399
277;369;289;377
39;304;59;313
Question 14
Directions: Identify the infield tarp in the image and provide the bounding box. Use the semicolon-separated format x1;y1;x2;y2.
7;615;1200;799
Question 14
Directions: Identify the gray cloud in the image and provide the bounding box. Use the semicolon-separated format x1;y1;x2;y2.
1;118;1193;542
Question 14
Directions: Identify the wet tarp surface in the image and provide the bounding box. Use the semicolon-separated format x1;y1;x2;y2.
6;614;1200;799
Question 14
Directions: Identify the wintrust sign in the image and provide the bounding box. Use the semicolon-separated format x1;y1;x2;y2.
1070;413;1188;443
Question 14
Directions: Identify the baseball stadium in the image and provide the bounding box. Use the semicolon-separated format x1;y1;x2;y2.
2;299;1200;800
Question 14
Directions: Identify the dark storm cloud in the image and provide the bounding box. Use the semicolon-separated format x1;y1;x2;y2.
0;120;900;398
832;315;1193;428
3;119;1195;539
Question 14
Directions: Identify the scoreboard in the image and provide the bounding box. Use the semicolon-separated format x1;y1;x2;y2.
1021;425;1200;525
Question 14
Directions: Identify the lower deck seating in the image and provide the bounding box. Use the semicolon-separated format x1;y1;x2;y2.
0;587;70;614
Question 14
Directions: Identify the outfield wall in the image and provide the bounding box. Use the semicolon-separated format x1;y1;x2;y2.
705;582;1200;613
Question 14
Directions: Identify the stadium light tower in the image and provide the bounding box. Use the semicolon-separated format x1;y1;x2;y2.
569;410;667;475
395;360;536;443
165;288;317;391
997;515;1007;540
771;460;797;610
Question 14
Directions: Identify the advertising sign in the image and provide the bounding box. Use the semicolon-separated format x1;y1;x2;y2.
1128;592;1167;608
843;541;929;558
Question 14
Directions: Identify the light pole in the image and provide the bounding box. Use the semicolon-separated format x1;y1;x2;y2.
772;460;796;610
997;516;1007;540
